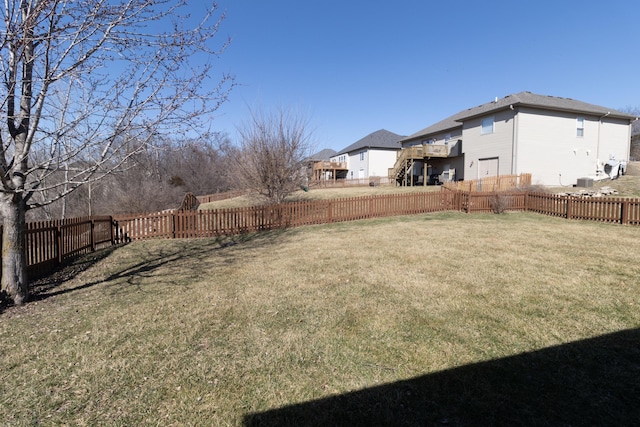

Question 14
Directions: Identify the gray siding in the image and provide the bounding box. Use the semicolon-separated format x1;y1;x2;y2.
462;109;516;180
516;108;630;185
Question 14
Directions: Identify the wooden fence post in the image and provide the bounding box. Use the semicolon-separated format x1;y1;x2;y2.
90;219;96;252
172;211;177;239
621;199;628;225
56;225;63;266
110;217;116;245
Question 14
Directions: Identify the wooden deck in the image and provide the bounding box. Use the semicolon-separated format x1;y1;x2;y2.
312;160;348;181
388;143;463;185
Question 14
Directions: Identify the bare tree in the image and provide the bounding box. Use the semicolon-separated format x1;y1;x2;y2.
230;108;314;205
26;133;235;218
620;107;640;161
97;135;234;215
153;134;234;198
625;108;640;136
0;0;234;305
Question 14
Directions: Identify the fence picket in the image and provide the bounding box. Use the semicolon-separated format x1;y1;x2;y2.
116;190;640;241
9;189;640;283
0;216;116;280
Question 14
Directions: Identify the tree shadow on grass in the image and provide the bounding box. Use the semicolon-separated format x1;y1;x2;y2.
15;230;289;306
0;245;123;314
28;245;123;299
244;328;640;427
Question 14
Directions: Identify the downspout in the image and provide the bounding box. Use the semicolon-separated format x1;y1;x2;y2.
510;105;518;174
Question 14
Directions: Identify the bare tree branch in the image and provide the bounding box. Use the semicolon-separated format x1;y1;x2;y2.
231;107;315;205
0;0;234;305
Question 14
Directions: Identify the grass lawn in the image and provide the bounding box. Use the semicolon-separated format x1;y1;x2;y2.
599;174;640;196
1;212;639;426
199;185;441;210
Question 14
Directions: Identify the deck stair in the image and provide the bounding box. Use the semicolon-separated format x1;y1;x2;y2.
388;146;424;183
389;145;452;184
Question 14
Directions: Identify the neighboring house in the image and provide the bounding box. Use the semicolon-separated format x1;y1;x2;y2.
331;129;405;181
395;91;637;186
306;148;346;181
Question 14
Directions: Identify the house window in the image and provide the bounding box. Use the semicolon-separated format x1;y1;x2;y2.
481;117;494;134
359;151;365;161
445;134;451;145
576;117;584;137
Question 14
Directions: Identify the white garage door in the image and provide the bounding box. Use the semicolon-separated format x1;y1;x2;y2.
478;157;499;178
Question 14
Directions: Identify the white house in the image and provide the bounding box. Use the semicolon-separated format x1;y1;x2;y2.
396;92;637;186
332;129;404;181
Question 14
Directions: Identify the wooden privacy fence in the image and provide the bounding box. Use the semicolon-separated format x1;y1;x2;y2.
0;216;122;280
115;190;640;240
5;189;640;282
459;191;528;213
310;177;392;188
526;192;640;225
114;191;459;239
459;190;640;224
443;173;532;192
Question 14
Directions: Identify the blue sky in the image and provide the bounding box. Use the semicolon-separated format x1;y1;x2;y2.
211;0;639;152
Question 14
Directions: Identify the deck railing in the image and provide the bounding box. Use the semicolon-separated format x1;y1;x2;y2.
312;161;348;170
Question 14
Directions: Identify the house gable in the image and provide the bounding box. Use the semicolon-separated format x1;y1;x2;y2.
334;129;405;180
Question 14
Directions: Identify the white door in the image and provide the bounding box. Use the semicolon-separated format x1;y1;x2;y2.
478;157;499;178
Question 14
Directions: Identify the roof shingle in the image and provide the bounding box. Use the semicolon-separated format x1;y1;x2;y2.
307;148;337;161
401;91;637;143
337;129;405;154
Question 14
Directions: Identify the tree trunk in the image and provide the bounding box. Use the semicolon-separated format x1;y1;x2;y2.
1;195;29;305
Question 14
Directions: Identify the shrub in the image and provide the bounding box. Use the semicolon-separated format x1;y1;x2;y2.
489;192;508;214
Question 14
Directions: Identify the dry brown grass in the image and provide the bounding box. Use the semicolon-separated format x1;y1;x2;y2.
548;174;640;197
1;212;639;425
593;174;640;196
203;175;640;212
199;184;440;210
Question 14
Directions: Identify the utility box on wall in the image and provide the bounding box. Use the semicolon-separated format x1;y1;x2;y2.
576;177;593;188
